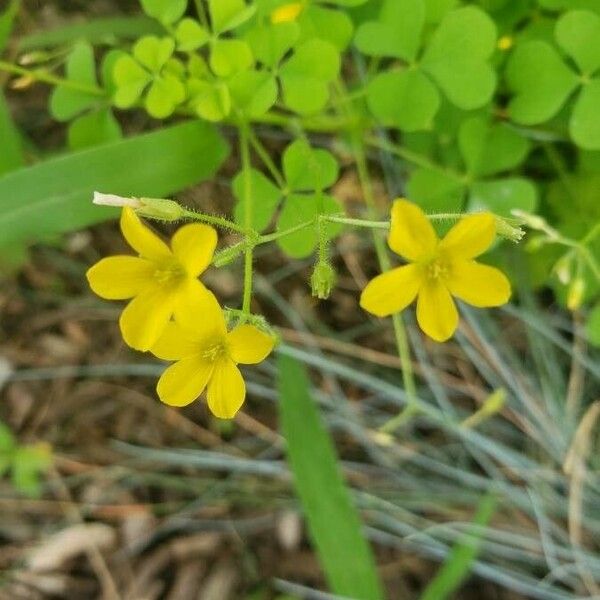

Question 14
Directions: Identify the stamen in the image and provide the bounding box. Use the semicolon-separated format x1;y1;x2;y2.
153;261;186;285
425;258;450;281
202;342;228;362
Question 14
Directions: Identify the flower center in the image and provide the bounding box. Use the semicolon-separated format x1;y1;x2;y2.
202;341;228;362
153;261;186;286
424;257;450;282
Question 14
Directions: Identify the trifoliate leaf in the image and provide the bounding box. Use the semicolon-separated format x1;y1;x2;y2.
175;18;211;52
49;42;98;121
298;5;354;50
208;0;256;34
133;36;175;72
458;117;530;177
188;54;210;78
354;0;425;61
277;193;343;258
233;168;281;231
555;10;600;75
189;79;231;121
570;79;600;149
229;70;277;117
506;40;579;124
144;75;185;118
140;0;187;25
425;0;458;22
366;69;440;131
210;39;254;77
245;22;300;67
406;167;465;212
113;55;151;108
468;177;537;216
67;109;122;150
280;39;340;114
283;139;339;191
421;7;497;109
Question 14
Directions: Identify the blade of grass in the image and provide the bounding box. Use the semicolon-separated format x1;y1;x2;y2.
419;492;497;600
277;354;384;600
0;120;229;266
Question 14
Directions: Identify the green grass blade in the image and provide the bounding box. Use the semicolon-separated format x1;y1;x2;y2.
0;0;19;51
0;120;229;265
18;16;162;50
277;354;384;600
0;92;24;176
419;493;497;600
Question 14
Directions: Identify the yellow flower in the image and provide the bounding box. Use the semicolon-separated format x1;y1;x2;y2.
360;200;511;342
86;207;217;351
150;292;275;418
270;2;303;23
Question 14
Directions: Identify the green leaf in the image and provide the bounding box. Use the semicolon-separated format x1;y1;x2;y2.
175;18;210;51
366;69;440;131
113;55;152;108
278;354;384;600
245;22;300;67
424;0;458;22
11;443;52;498
49;42;99;121
555;10;600;75
277;194;342;258
506;41;579;124
468;177;538;216
298;5;354;51
144;75;186;118
280;39;340;114
67;109;122;150
421;7;497;109
0;0;19;52
208;0;256;34
140;0;187;25
189;79;231;121
354;0;425;61
229;70;278;117
0;121;229;265
133;36;175;72
540;0;600;11
458;117;530;177
0;91;24;175
419;493;496;600
0;422;16;454
406;167;465;212
233;168;281;231
210;39;254;77
570;79;600;149
586;302;600;346
283;139;339;191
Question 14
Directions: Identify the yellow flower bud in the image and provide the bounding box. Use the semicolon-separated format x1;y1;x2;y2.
271;2;303;24
567;277;585;311
497;35;514;51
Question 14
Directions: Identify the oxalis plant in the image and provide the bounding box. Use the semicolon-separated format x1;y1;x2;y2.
2;0;599;416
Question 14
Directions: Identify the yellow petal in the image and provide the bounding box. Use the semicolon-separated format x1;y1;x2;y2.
157;356;213;407
174;282;226;339
120;207;171;260
86;256;154;299
171;223;217;277
416;282;458;342
227;324;275;364
439;213;496;259
119;285;176;351
447;260;511;307
388;199;438;261
151;322;201;361
206;358;245;419
360;264;422;317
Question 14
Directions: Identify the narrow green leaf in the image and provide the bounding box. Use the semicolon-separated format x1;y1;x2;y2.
0;0;20;51
419;493;496;600
278;354;384;600
0;121;229;264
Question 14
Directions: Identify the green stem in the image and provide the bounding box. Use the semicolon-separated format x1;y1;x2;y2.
239;123;254;316
258;220;313;244
181;208;246;234
0;60;105;96
247;127;286;189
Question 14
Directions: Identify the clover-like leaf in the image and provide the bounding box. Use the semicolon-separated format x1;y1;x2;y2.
277;193;343;258
298;4;354;50
425;0;459;23
50;42;99;121
140;0;187;25
68;109;122;150
245;22;300;67
571;79;600;149
406;167;465;212
229;70;278;117
283;139;339;191
188;79;231;121
113;55;151;108
175;18;211;52
366;69;440;131
354;0;425;61
208;0;256;34
210;39;254;77
145;75;186;118
506;40;579;124
279;39;340;114
555;10;600;74
468;178;537;216
458;116;530;177
233;168;281;231
133;36;175;72
421;6;497;109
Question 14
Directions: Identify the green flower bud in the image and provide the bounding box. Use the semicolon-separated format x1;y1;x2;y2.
311;261;336;300
137;197;185;222
495;217;525;243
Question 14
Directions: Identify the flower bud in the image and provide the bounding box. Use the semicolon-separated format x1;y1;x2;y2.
137;197;185;222
511;210;547;231
311;261;336;300
495;217;525;243
567;277;585;311
93;191;142;209
270;2;303;23
554;254;573;285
